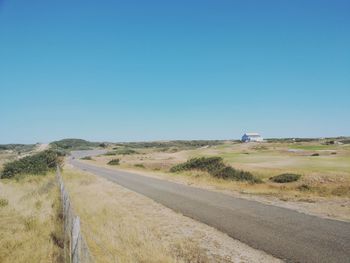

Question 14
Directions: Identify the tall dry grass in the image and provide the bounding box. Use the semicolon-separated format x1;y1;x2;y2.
0;174;64;263
62;167;279;263
62;169;206;263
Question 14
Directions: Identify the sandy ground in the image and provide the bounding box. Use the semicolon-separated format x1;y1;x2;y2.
35;143;49;152
64;163;281;263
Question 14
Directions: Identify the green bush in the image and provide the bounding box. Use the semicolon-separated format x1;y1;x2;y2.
0;198;9;207
170;157;225;173
212;166;261;183
1;150;63;179
134;164;145;168
107;159;120;165
104;151;117;156
311;153;320;156
170;157;260;183
114;148;138;155
270;173;301;183
81;156;92;160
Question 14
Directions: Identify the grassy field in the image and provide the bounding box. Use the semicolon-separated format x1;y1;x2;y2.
86;140;350;197
62;166;280;263
81;139;350;221
0;150;64;263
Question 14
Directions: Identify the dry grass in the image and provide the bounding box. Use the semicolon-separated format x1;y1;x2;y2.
0;174;64;263
81;141;350;221
87;141;350;199
62;167;280;263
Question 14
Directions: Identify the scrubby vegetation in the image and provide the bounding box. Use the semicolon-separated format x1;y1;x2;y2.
105;148;139;155
104;151;117;156
311;153;320;157
81;156;93;160
170;157;224;173
134;164;145;168
114;140;225;150
0;144;36;153
0;150;63;179
107;159;120;165
0;198;9;207
270;173;301;183
170;157;261;183
114;148;139;155
50;138;100;151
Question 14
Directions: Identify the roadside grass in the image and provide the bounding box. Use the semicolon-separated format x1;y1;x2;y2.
0;173;64;263
62;167;280;262
62;168;208;262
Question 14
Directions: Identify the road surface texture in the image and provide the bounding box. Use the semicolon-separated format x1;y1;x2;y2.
70;150;350;263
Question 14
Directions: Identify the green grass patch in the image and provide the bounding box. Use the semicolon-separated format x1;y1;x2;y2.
291;145;333;151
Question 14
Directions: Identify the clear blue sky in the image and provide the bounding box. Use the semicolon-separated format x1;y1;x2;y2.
1;0;349;143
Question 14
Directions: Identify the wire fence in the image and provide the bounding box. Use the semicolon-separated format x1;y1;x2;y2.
56;166;94;263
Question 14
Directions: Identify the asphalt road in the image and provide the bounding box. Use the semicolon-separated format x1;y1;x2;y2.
70;150;350;263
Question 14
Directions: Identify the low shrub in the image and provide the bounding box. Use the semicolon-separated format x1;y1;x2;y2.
1;150;63;179
81;156;92;160
107;159;120;165
104;151;117;156
170;157;260;183
298;184;311;191
114;148;138;155
331;186;350;197
311;153;320;156
134;164;145;168
0;198;9;207
270;173;301;183
212;166;261;183
170;157;225;173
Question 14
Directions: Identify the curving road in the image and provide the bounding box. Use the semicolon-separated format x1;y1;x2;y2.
70;150;350;263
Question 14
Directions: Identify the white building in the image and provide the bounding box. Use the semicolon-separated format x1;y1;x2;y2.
241;133;264;142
